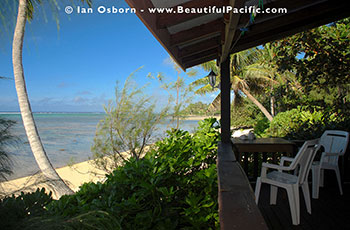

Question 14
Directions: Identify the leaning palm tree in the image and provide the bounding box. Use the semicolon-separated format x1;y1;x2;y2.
192;48;274;121
246;43;300;116
10;0;92;196
12;0;74;196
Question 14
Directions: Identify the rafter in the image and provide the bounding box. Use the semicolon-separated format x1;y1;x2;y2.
184;54;218;69
220;0;246;63
125;0;184;70
182;48;219;64
237;0;328;29
171;19;223;46
230;0;350;54
178;36;220;58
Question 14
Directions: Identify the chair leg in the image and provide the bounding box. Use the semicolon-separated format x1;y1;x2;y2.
294;185;300;225
286;186;298;225
270;185;278;205
335;167;343;195
320;169;324;187
302;183;312;214
255;177;262;204
312;165;320;199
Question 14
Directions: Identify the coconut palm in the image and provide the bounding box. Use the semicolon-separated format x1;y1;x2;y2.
192;48;274;121
11;0;92;196
12;0;75;196
246;43;300;116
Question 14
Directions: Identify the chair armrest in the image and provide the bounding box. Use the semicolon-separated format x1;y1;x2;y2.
324;151;342;156
280;157;294;166
261;162;291;177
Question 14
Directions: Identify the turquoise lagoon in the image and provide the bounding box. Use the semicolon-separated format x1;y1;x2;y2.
0;113;200;179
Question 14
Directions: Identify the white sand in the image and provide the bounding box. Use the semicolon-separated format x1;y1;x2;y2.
180;115;220;121
1;159;107;199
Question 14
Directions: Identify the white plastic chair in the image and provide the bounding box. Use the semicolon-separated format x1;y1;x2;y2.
255;139;320;225
312;130;349;199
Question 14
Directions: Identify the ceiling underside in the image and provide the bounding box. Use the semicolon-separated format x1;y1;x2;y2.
125;0;350;70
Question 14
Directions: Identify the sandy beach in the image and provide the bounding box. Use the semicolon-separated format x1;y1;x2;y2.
1;159;107;199
180;115;220;121
0;115;216;199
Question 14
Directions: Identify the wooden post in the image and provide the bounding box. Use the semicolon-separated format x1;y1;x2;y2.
220;57;231;143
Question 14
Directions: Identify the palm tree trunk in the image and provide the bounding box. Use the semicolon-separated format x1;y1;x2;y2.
241;88;273;122
208;90;273;122
207;93;221;112
12;0;73;196
270;96;275;117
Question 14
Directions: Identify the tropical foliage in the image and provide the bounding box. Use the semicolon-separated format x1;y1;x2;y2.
0;118;16;183
149;60;197;129
271;18;350;112
181;102;211;116
0;118;220;230
7;0;93;197
91;70;168;173
192;48;275;121
194;17;350;141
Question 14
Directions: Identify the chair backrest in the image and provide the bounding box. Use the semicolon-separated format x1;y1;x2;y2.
319;130;349;165
289;139;320;185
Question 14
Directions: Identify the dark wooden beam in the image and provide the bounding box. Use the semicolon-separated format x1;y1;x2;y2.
184;54;218;69
178;36;220;58
220;57;231;143
182;48;218;64
125;0;184;70
217;142;268;229
237;0;328;29
231;0;350;54
156;0;224;29
171;19;223;46
220;0;246;62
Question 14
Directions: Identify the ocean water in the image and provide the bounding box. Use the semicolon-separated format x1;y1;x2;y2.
0;113;200;180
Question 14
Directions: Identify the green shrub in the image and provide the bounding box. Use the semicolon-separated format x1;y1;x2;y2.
53;118;219;229
0;118;219;230
0;117;16;182
254;117;270;137
0;188;52;229
231;102;265;128
262;107;338;139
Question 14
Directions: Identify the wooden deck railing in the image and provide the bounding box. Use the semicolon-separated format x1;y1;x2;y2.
217;141;268;229
238;152;290;181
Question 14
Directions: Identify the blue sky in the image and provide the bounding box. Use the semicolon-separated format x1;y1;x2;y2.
0;0;216;112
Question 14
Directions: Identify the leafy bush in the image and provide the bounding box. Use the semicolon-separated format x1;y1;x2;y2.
181;102;210;115
1;118;220;230
0;188;52;230
0;117;16;182
231;101;265;128
92;70;168;173
254;117;270;137
51;118;219;229
262;107;340;139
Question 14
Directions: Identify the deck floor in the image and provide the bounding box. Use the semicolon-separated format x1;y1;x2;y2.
255;182;350;229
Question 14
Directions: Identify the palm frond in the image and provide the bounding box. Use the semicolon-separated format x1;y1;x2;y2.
190;77;209;87
233;91;244;107
194;85;217;95
207;93;221;112
200;60;218;72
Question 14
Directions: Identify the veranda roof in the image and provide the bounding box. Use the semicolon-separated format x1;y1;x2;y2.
125;0;350;70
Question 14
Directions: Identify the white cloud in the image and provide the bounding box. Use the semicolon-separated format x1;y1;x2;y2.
77;90;93;95
162;56;173;67
57;82;68;88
